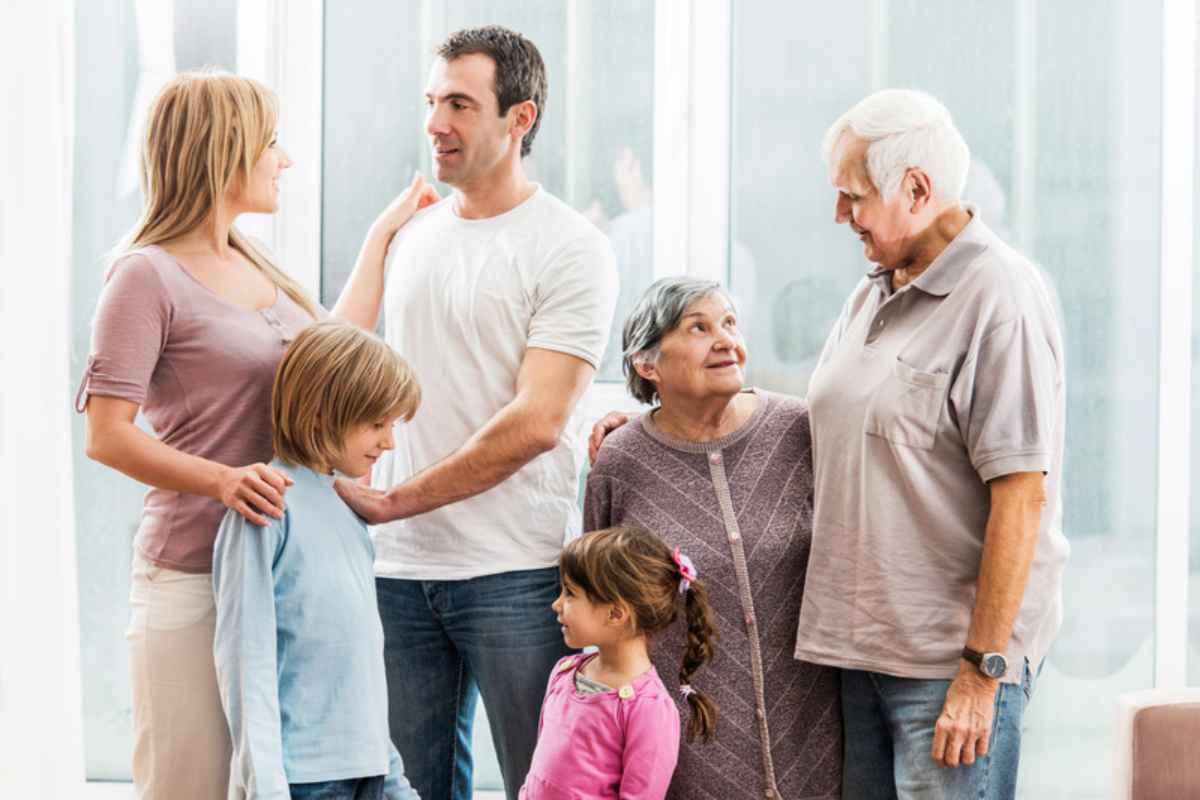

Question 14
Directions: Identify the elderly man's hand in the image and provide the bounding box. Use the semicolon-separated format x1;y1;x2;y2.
588;411;634;464
335;478;400;525
931;663;999;768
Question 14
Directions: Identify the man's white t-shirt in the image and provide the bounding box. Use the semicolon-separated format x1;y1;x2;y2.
372;186;619;580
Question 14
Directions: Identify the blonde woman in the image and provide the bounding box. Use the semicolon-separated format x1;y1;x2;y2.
77;71;436;799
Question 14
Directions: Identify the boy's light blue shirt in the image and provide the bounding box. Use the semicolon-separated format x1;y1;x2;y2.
213;460;416;800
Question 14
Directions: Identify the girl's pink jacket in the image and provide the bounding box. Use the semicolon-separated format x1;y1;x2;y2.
519;653;682;799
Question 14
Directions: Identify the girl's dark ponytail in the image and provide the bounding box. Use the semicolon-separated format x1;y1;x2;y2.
679;580;718;743
559;527;720;742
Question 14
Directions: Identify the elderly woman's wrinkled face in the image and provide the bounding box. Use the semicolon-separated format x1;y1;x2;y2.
831;133;920;270
639;293;746;402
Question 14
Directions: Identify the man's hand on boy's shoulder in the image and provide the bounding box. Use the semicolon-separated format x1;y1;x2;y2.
335;478;398;524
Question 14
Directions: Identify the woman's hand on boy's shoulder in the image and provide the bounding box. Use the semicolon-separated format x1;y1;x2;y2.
216;462;293;526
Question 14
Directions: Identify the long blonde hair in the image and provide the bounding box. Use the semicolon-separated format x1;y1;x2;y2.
114;70;319;318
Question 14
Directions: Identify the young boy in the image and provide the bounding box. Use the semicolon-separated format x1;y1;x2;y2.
213;321;421;800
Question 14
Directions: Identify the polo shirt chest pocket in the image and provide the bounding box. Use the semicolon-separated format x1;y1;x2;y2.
864;358;950;450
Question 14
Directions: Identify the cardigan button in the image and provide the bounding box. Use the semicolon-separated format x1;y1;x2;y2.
618;685;635;700
709;452;722;465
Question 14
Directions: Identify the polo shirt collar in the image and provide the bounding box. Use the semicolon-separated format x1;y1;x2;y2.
866;203;990;297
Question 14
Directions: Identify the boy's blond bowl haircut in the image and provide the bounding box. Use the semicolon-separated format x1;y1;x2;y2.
272;321;421;471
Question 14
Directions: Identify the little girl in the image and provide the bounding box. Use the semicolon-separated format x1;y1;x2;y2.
520;526;719;799
212;321;421;800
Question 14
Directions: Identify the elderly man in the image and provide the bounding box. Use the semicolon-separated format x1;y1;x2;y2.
797;89;1069;798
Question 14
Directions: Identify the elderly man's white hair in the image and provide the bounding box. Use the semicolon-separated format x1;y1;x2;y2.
821;89;970;203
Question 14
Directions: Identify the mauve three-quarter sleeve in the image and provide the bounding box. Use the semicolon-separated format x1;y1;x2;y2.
75;254;172;411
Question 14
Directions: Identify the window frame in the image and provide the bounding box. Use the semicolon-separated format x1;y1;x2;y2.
34;0;1200;794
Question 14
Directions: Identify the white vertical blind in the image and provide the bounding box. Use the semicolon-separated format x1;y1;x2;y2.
0;1;86;798
1155;0;1197;689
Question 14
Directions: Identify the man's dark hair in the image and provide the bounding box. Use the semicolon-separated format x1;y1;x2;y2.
438;26;547;158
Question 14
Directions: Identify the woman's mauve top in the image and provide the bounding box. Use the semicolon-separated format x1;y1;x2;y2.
76;244;316;573
520;653;680;800
584;389;843;800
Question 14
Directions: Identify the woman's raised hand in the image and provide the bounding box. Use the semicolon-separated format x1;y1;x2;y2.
217;462;293;526
371;172;441;238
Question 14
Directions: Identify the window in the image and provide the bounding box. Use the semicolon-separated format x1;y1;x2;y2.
60;2;1197;795
70;0;240;779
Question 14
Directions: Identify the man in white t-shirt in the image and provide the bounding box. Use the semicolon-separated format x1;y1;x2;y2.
335;26;618;800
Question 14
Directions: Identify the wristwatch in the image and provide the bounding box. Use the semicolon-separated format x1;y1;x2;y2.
961;646;1008;679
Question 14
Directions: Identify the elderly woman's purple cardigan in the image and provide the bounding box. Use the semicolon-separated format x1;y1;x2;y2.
584;389;842;800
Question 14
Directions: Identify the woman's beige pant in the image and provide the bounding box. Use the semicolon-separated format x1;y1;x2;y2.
126;552;231;799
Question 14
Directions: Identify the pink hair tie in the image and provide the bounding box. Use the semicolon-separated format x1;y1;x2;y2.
672;547;698;594
679;684;697;698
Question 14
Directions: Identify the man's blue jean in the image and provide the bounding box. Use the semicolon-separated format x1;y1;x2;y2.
290;776;384;800
842;661;1036;799
376;567;571;800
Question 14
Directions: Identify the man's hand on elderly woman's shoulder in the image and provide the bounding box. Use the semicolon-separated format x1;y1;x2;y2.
588;411;633;464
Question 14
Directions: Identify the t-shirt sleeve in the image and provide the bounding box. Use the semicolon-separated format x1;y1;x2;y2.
75;253;171;411
526;233;619;369
618;694;681;799
950;314;1060;482
583;471;614;532
211;509;291;800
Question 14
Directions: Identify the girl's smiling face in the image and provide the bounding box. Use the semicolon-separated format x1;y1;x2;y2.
551;577;622;649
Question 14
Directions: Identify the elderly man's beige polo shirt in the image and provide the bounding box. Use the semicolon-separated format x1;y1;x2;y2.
796;209;1069;684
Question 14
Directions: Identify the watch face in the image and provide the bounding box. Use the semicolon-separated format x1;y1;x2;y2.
983;654;1007;678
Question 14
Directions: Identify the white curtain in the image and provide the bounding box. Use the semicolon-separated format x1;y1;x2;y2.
0;1;86;797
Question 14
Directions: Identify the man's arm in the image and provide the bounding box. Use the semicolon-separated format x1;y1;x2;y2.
337;347;595;523
932;470;1046;768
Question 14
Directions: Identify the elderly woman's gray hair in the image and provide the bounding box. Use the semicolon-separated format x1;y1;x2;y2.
621;276;737;405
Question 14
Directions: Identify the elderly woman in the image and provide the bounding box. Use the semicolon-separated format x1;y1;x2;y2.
584;277;842;800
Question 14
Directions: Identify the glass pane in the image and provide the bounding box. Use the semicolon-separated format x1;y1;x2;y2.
71;0;239;779
320;1;654;789
321;1;653;384
1190;5;1200;687
732;1;1161;796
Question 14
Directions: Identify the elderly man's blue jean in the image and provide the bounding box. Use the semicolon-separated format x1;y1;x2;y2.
376;567;571;800
842;661;1035;799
